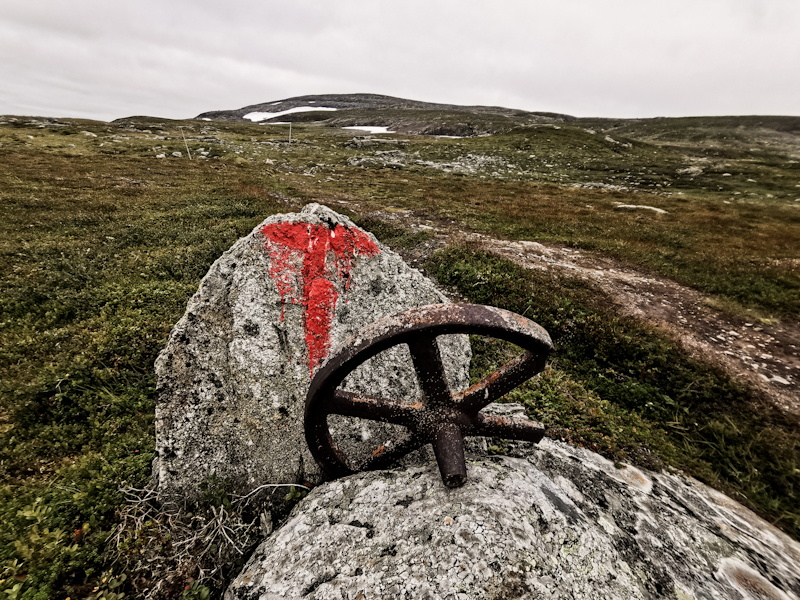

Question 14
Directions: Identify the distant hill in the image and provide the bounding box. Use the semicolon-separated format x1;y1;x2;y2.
194;93;575;137
193;93;800;142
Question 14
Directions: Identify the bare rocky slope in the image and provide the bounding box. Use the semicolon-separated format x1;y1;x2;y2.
194;93;574;136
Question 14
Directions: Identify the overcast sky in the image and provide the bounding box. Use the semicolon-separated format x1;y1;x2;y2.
1;0;798;122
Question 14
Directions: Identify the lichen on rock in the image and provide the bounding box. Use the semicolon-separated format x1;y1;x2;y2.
227;436;800;599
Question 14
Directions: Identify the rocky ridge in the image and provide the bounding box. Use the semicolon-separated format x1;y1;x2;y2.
195;93;574;123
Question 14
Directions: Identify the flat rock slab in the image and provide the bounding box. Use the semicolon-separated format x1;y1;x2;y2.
228;438;800;599
154;203;470;500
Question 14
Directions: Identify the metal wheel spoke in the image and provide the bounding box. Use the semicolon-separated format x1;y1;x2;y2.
329;390;421;428
407;335;452;408
457;351;545;413
359;433;424;471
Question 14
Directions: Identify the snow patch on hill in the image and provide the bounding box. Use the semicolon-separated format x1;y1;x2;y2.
343;126;395;134
243;106;337;122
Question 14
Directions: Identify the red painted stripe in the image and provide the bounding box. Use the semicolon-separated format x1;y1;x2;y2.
262;221;380;374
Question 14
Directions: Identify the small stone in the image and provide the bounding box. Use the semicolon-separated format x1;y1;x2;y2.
614;204;668;214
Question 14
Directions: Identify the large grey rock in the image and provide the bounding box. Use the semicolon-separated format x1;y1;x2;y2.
227;436;800;599
153;203;470;500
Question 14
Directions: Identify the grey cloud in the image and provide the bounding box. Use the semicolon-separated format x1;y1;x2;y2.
1;0;798;121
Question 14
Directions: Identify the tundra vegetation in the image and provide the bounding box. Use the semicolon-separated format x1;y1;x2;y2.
0;108;798;598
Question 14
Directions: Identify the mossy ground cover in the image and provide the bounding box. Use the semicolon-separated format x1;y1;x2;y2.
1;114;798;597
0;126;288;597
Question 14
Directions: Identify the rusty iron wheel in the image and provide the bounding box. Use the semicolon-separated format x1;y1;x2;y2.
304;303;553;487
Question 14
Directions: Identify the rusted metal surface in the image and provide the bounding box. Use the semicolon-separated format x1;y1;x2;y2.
304;303;553;487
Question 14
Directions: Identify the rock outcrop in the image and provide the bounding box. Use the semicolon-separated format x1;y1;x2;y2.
227;435;800;599
153;204;470;501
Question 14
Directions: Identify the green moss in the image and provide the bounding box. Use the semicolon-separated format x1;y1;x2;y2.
0;138;287;597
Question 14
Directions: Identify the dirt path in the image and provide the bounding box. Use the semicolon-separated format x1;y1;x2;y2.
329;199;800;417
481;235;800;417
